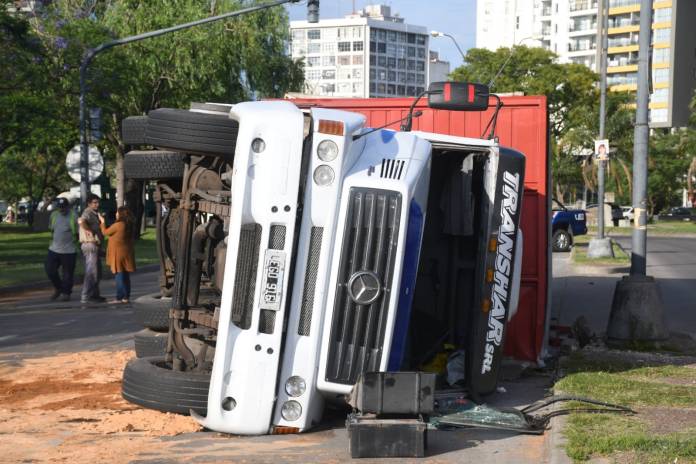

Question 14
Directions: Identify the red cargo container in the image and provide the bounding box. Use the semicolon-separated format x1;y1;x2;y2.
289;96;550;363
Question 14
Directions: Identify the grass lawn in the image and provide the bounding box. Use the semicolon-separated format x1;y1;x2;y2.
588;220;696;236
555;349;696;463
571;234;630;266
0;224;159;288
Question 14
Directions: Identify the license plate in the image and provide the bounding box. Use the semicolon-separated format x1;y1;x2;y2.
260;250;285;311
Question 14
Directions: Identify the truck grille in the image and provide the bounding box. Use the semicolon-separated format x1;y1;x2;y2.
326;188;402;384
231;224;262;329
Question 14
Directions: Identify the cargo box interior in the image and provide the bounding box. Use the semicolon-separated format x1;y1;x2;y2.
401;148;490;375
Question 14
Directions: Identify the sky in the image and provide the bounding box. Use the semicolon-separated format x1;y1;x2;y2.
286;0;477;68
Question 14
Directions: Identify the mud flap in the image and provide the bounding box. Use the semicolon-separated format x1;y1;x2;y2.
466;147;525;397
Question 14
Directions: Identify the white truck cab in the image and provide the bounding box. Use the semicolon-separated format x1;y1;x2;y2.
121;82;525;435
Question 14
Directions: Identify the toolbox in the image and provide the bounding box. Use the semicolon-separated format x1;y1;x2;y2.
346;413;427;458
349;371;436;415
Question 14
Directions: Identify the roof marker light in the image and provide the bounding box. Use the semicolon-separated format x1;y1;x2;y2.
318;120;345;136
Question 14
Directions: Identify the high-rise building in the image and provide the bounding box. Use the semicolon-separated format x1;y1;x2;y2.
428;51;451;83
290;5;430;98
475;0;696;127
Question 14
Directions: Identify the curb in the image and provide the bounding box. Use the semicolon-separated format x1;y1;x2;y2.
0;263;160;297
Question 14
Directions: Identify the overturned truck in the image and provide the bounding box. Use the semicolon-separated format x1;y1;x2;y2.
121;82;525;435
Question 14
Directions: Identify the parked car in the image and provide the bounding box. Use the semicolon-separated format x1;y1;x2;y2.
621;206;634;222
658;206;695;222
586;202;623;227
552;199;587;252
120;82;527;435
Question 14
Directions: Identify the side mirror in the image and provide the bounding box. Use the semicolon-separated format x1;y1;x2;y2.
427;82;490;111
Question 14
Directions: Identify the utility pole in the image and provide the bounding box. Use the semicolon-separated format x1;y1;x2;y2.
606;0;667;343
78;0;311;209
587;0;613;258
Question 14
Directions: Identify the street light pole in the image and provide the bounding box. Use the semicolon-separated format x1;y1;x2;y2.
606;0;667;343
78;0;307;209
587;0;614;258
430;30;466;62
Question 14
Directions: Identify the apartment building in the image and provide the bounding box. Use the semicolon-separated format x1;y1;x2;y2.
476;0;696;127
290;5;430;98
604;0;696;127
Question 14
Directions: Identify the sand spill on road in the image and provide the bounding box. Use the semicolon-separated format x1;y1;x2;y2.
0;349;201;463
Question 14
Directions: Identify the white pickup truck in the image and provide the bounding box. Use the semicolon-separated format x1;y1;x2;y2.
120;81;525;435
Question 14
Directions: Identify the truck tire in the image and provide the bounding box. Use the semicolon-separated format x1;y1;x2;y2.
121;116;148;145
123;150;185;180
133;292;171;330
552;229;572;252
121;356;210;415
134;328;168;358
145;108;238;160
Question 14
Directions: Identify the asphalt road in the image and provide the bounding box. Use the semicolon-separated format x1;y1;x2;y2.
0;268;560;463
552;235;696;335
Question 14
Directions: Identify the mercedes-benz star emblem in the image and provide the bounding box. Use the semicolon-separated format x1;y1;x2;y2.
347;271;382;305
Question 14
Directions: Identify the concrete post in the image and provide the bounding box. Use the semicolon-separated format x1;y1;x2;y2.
606;0;667;343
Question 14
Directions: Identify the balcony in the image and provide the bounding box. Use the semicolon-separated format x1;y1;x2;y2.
570;1;598;12
608;57;638;67
541;6;552;16
568;42;596;52
609;0;639;7
569;21;597;32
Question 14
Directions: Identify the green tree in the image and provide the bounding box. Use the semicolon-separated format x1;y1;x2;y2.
1;0;304;212
450;46;602;202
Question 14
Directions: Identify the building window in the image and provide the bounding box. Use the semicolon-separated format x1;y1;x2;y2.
387;43;397;57
370;41;376;53
653;47;670;63
378;56;387;67
378;29;387;40
322;69;336;79
651;88;668;103
322;42;335;53
397;58;406;69
353;55;363;65
307;56;320;67
338;55;351;65
417;48;425;59
307;29;320;40
308;43;321;54
338;68;352;80
323;56;336;66
650;108;668;123
353;41;364;51
388;57;396;68
387;84;396;95
653;7;671;23
416;73;425;84
408;47;416;57
378;70;387;80
416;61;425;72
407;86;416;96
377;43;386;54
407;60;415;70
370;82;376;93
370;68;375;80
653;28;671;44
407;73;415;83
353;69;362;80
353;82;363;94
399;72;407;83
388;70;396;81
306;69;321;80
653;68;669;84
416;35;426;45
370;54;376;65
292;30;305;40
407;33;416;44
377;83;386;93
338;41;351;52
397;85;406;96
388;31;397;42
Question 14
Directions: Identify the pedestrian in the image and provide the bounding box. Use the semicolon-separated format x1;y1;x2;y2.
99;206;136;304
78;193;105;304
45;197;78;301
5;205;15;223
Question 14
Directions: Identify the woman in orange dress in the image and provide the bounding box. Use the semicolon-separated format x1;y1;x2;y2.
99;206;136;303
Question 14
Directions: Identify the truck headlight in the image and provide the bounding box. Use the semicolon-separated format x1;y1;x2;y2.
285;376;306;397
317;140;339;161
313;165;335;186
281;400;302;421
251;138;266;153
